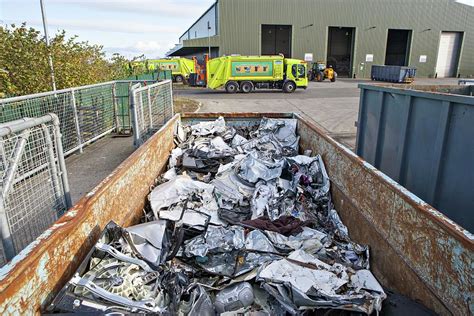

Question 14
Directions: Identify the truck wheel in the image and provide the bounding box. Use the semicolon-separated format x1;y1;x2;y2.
283;81;296;93
240;81;254;93
175;75;184;83
225;81;239;93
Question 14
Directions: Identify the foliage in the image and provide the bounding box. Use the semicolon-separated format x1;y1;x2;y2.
0;23;134;97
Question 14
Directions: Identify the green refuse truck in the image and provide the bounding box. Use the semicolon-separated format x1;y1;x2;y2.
131;58;195;83
206;55;308;93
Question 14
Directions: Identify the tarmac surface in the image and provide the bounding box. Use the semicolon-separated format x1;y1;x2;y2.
66;135;134;204
175;78;460;149
67;78;460;203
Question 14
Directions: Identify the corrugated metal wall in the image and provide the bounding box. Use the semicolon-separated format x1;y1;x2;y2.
183;0;474;78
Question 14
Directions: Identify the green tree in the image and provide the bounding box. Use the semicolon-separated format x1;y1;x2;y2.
0;23;134;98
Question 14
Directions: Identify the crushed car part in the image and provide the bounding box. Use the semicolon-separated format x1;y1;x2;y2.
214;282;255;313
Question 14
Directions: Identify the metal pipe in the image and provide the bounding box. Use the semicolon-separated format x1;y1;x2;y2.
147;88;153;129
207;21;211;58
132;80;171;94
50;114;72;208
0;80;156;105
170;80;175;117
139;92;145;138
0;118;32;129
2;130;31;197
11;162;48;186
0;115;54;137
64;127;115;156
70;89;83;153
0;81;115;105
130;84;141;147
112;82;120;133
0;199;15;260
39;0;57;91
42;124;63;212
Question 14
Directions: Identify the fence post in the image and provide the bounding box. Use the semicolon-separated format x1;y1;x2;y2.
139;92;145;137
42;124;62;211
147;87;153;129
51;114;72;209
112;82;120;133
127;82;133;132
162;86;167;125
170;80;174;117
70;89;83;153
130;85;140;147
0;199;15;260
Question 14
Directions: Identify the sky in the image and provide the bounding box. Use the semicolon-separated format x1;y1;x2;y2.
0;0;215;59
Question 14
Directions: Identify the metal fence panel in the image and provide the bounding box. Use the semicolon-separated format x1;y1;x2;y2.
115;82;134;133
0;91;79;154
0;80;156;156
72;83;116;153
0;114;71;262
131;80;174;146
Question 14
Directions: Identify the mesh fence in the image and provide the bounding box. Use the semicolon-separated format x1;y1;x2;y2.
0;91;79;154
74;83;116;147
131;80;174;146
0;81;154;156
0;115;70;263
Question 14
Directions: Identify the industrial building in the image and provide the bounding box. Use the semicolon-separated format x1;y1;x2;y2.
167;0;474;78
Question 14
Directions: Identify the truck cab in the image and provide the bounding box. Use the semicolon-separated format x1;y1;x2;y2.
285;59;308;91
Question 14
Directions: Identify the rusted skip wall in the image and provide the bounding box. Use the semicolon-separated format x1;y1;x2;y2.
296;114;473;316
0;115;179;315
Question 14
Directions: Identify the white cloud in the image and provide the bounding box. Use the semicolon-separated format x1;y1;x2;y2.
105;40;176;58
456;0;474;6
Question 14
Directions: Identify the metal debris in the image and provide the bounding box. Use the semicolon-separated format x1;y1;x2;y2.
215;282;255;313
48;116;386;315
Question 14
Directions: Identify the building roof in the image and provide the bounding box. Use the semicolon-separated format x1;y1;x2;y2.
178;1;218;40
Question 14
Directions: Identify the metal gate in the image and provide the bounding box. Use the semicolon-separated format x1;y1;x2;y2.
130;80;174;147
0;114;71;264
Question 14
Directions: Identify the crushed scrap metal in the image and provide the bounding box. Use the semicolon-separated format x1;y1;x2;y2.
47;117;386;315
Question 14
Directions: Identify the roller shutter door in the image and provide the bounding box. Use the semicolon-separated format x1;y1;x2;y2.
435;32;462;78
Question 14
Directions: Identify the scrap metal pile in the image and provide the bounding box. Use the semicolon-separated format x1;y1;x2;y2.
48;117;386;315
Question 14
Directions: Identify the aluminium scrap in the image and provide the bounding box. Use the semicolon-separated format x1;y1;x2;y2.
47;116;386;315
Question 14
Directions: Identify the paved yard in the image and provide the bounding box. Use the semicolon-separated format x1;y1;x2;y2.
175;78;460;149
66;135;134;204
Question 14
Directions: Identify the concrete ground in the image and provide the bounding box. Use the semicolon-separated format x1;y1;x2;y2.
175;77;460;149
66;135;134;204
66;78;459;202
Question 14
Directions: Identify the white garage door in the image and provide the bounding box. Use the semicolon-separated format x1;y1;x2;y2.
435;32;462;78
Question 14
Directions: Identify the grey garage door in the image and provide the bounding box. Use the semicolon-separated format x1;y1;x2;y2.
435;32;462;78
